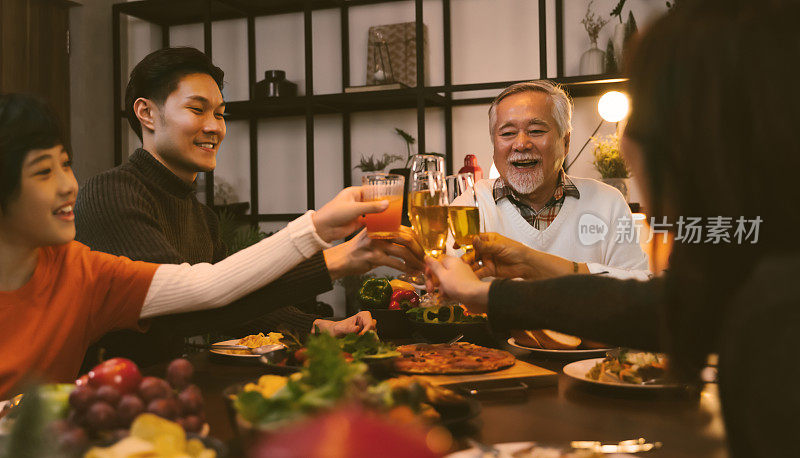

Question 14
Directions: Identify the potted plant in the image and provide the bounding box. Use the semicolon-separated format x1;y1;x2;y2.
388;128;417;225
591;133;631;201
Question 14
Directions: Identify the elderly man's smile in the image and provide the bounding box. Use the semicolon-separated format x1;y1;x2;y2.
509;154;541;170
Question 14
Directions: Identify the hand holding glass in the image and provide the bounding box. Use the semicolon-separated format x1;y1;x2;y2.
361;173;405;239
446;173;481;254
408;171;449;258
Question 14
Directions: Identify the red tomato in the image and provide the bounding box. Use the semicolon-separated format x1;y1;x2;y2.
294;348;308;364
87;357;142;394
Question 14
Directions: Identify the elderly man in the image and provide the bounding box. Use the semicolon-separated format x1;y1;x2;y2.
453;80;649;280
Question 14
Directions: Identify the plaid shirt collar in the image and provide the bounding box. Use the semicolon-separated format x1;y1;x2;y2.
492;169;580;230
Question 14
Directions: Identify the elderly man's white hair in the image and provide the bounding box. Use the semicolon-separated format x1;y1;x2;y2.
488;80;573;138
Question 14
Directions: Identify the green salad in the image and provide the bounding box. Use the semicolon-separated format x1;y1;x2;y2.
339;331;400;360
234;332;391;426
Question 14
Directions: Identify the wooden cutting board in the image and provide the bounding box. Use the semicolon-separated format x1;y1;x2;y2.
412;359;557;388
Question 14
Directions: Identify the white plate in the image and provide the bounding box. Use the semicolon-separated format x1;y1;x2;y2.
507;338;612;358
563;358;682;390
445;441;635;457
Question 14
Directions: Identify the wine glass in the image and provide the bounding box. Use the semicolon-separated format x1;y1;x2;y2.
446;173;481;254
408;170;449;259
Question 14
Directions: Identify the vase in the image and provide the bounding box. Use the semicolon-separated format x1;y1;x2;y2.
601;177;630;202
579;42;605;76
612;22;626;68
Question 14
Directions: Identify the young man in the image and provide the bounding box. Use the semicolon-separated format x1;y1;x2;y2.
75;48;424;366
0;93;388;397
452;80;649;280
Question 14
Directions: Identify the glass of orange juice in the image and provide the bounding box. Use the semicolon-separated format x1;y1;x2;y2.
361;173;405;239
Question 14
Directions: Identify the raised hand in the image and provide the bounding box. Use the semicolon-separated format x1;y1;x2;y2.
312;187;389;243
424;255;490;314
324;226;425;280
463;233;538;279
464;232;588;280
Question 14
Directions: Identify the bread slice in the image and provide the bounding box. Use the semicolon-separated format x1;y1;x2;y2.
529;329;581;350
510;329;543;348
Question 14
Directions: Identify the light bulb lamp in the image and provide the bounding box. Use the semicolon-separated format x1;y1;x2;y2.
564;91;630;172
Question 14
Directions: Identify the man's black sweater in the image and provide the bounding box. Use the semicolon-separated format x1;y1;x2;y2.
75;149;332;367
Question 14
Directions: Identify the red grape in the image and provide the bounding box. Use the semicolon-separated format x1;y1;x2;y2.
96;385;121;406
147;398;178;420
67;409;85;428
85;401;117;431
138;376;172;402
68;385;95;412
177;385;203;415
179;415;204;433
166;358;194;390
117;394;145;426
57;427;89;451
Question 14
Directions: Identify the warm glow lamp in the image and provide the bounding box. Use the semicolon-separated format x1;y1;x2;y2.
564;90;631;172
597;91;630;123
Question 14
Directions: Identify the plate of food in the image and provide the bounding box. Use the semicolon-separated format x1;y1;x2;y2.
394;342;516;375
445;441;638;457
258;330;400;376
209;332;286;359
563;349;682;390
507;330;613;358
227;333;479;435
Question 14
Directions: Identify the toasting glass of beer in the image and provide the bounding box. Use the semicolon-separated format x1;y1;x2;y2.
446;173;480;255
408;170;449;258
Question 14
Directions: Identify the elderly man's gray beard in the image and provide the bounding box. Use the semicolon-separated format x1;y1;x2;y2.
504;165;543;195
503;153;545;195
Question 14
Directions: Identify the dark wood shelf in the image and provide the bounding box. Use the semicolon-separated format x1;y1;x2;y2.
115;0;242;26
317;89;448;112
113;0;618;221
115;0;409;26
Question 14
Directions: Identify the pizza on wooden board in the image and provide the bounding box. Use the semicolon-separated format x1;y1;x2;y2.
394;342;516;374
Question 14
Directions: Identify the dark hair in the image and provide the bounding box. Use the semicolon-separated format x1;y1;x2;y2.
125;47;224;141
624;0;800;378
0;93;66;210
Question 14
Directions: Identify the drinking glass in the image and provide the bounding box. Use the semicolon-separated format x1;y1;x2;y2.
446;173;481;254
409;153;445;176
408;170;449;258
361;173;405;239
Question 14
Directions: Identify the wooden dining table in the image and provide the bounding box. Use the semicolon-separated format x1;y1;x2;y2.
149;344;728;458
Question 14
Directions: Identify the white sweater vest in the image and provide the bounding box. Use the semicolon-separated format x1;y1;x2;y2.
458;177;650;280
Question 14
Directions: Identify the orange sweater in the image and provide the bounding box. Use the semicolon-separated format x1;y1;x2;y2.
0;241;158;398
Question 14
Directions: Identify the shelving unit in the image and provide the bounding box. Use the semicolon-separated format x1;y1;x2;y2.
112;0;627;222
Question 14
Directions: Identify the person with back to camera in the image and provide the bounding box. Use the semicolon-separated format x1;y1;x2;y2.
427;1;800;456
